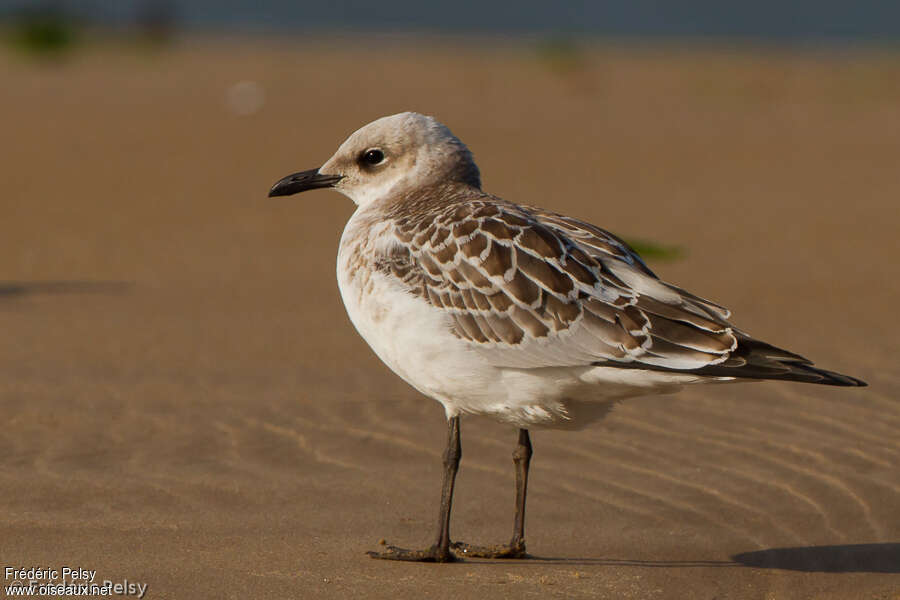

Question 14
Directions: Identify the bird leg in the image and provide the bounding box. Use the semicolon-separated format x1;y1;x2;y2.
451;428;531;559
367;415;461;562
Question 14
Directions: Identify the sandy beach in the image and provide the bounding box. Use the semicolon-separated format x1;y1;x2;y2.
1;36;898;598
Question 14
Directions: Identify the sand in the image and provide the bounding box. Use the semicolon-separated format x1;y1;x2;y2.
0;36;898;599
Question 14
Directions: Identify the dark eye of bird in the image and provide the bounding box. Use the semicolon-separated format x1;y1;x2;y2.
361;149;385;165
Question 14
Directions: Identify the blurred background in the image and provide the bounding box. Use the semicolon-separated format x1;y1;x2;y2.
1;0;898;341
6;0;900;36
2;0;898;299
1;2;898;598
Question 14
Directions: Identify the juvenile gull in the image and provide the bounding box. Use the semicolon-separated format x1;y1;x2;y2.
268;112;866;562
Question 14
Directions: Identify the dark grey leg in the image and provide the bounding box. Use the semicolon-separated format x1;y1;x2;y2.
367;416;461;562
451;428;532;559
509;428;532;552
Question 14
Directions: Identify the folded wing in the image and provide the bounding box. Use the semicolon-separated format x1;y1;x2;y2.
379;195;863;386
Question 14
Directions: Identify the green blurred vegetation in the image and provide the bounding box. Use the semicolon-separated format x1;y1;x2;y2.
622;238;685;261
1;3;179;61
535;35;585;74
3;7;80;58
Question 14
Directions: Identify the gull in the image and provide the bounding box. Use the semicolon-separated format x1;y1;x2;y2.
268;112;866;562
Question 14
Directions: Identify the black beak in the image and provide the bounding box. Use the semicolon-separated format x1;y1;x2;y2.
268;168;343;197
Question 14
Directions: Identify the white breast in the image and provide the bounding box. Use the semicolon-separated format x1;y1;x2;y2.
336;214;496;416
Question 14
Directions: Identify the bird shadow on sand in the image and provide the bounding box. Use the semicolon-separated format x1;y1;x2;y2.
731;543;900;573
474;543;899;573
0;280;133;300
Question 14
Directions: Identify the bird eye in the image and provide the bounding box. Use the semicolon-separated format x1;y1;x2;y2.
361;148;385;166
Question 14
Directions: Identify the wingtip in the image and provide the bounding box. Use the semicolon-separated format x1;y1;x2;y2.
812;368;868;387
